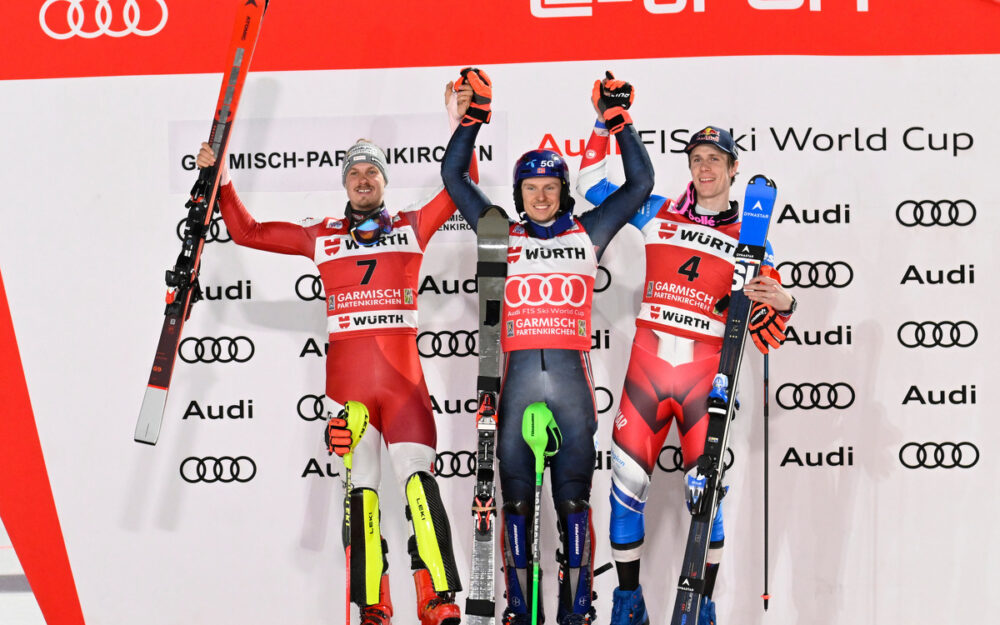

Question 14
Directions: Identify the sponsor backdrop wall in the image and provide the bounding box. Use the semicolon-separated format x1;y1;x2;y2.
1;2;998;625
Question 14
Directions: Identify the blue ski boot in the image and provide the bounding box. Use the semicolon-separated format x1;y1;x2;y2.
609;586;649;625
699;596;717;625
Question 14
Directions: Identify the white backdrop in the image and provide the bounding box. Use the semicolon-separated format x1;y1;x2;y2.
1;56;997;625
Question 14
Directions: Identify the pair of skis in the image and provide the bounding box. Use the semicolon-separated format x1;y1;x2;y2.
670;175;778;625
134;0;270;445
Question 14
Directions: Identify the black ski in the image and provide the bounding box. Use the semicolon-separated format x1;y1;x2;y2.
466;205;509;625
671;175;777;625
134;0;270;445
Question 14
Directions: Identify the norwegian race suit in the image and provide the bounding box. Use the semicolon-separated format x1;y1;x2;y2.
575;122;781;576
442;120;654;620
217;180;463;597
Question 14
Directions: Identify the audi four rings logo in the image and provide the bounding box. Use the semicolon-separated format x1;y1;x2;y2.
776;261;853;288
897;321;978;348
177;216;230;243
40;0;168;40
505;275;588;308
594;266;611;293
179;336;255;363
297;394;326;421
595;386;613;414
296;275;324;301
657;446;734;473
896;200;976;227
417;330;478;358
180;456;257;483
899;442;979;469
435;451;476;478
776;383;855;410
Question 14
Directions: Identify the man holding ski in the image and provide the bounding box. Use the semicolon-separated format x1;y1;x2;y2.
441;68;654;625
576;124;796;625
195;82;476;625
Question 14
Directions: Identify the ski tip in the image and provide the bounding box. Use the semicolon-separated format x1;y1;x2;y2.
748;174;776;190
480;204;507;219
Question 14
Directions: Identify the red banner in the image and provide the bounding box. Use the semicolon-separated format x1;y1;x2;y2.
0;269;85;625
5;0;1000;81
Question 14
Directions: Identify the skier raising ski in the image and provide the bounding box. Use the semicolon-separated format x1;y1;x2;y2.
441;68;654;625
575;123;796;625
195;82;477;625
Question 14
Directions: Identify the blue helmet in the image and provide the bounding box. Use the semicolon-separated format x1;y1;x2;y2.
512;149;575;219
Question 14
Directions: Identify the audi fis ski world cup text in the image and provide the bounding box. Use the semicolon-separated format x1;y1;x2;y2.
536;126;974;158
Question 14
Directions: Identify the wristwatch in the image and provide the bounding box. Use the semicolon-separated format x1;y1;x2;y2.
780;295;798;316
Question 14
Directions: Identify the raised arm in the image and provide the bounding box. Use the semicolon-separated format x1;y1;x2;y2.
441;68;496;232
577;119;668;232
405;80;480;245
577;73;654;258
198;143;314;257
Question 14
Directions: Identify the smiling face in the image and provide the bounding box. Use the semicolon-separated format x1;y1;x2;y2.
344;163;386;212
520;176;562;222
687;144;738;209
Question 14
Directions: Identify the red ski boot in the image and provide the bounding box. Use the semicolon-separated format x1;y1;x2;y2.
360;574;393;625
413;569;461;625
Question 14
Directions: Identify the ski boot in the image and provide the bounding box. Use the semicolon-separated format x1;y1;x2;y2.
610;585;649;625
413;569;461;625
502;609;531;625
699;596;717;625
359;574;393;625
558;607;596;625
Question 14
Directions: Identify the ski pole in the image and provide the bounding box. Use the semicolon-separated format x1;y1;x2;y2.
329;400;370;625
522;402;562;625
762;354;770;611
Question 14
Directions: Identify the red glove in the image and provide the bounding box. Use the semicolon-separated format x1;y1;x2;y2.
324;411;353;457
748;302;787;354
454;67;492;126
591;71;634;134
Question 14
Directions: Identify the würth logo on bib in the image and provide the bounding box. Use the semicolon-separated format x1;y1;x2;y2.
324;238;341;256
658;222;678;240
338;315;350;329
508;246;522;263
